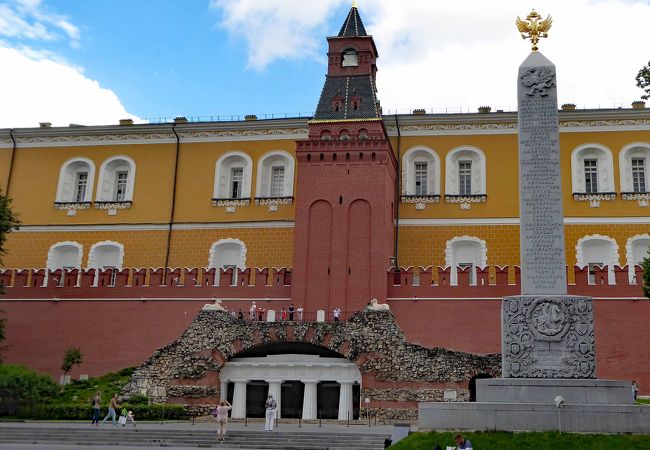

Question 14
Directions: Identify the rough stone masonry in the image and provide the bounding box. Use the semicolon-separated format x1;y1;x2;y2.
125;309;500;419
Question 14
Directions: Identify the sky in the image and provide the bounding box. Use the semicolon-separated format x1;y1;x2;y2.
0;0;649;128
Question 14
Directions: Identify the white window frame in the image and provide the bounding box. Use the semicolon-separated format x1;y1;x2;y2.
87;241;125;270
570;144;614;194
208;238;248;285
214;152;253;199
46;241;83;269
625;234;650;284
401;146;440;196
255;150;295;198
445;236;487;286
445;146;486;196
55;157;96;203
575;234;619;285
619;143;650;193
96;156;136;202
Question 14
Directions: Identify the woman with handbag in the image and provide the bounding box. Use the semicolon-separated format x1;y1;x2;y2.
214;400;232;442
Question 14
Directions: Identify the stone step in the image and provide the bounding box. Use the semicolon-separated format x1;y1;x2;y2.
0;427;390;449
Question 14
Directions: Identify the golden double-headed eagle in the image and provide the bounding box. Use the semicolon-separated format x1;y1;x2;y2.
516;9;552;52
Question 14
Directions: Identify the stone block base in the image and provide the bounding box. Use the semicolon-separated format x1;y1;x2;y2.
418;402;650;433
477;378;633;405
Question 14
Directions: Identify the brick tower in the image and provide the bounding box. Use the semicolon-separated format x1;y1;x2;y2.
291;4;397;315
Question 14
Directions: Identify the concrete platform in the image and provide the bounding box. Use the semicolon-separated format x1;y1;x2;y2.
476;378;633;405
419;401;650;433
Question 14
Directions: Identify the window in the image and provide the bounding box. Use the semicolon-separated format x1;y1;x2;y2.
47;242;83;270
214;152;253;200
114;171;128;201
625;235;650;283
96;156;136;203
445;236;487;286
342;49;358;67
74;172;88;203
55;158;95;204
619;143;650;194
414;162;428;195
209;239;247;286
87;241;124;287
570;144;614;194
459;161;472;195
584;159;598;193
632;158;646;193
270;167;285;197
445;146;486;197
230;167;243;198
401;147;440;197
575;234;619;285
255;151;295;199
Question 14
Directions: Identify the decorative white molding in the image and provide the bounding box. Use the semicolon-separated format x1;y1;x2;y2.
94;201;132;210
575;234;619;284
619;142;650;193
15;221;296;233
444;236;488;286
625;234;650;269
46;241;83;269
87;240;125;269
96;155;136;202
255;197;294;212
445;146;487;196
54;201;92;210
572;192;616;208
401;146;441;196
55;157;96;204
214;151;253;200
570;143;615;194
208;238;247;270
212;198;250;208
255;150;295;198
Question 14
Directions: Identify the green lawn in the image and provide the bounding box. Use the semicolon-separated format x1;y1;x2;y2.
53;367;135;406
389;431;650;450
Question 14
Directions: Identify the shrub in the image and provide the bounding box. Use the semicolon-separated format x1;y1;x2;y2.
12;402;185;420
126;394;148;405
0;364;58;415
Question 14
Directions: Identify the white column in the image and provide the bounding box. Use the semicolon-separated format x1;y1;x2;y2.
267;380;283;419
220;379;228;401
231;380;248;419
302;380;318;420
338;381;354;421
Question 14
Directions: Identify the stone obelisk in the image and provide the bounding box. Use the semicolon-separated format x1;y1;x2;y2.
502;11;595;378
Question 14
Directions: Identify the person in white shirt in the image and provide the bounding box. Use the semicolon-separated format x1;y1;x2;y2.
264;395;277;431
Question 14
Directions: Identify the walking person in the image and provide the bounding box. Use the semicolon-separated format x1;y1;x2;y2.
288;303;295;321
633;380;639;402
101;393;119;426
281;307;287;321
249;301;257;320
297;305;303;321
215;400;232;442
333;306;341;322
91;391;101;426
264;395;277;431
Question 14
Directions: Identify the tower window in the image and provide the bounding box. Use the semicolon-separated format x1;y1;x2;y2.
342;49;358;67
74;172;88;203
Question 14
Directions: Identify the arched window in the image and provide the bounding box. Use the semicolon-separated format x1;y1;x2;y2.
445;146;486;196
209;239;247;285
575;235;619;285
87;241;124;269
46;242;83;269
55;157;95;205
571;144;615;202
620;143;650;197
255;151;295;199
626;234;650;283
402;146;440;197
214;152;253;200
341;48;358;67
96;156;136;203
445;236;487;286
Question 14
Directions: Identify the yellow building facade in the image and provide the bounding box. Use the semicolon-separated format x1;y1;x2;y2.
1;108;650;282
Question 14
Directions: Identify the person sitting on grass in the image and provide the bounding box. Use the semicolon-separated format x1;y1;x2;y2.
454;433;473;449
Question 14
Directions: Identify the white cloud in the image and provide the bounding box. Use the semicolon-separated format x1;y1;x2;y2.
210;0;347;70
0;43;139;128
213;0;650;111
0;1;139;128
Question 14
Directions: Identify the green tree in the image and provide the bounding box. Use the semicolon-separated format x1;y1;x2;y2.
636;61;650;100
61;347;83;376
0;189;20;362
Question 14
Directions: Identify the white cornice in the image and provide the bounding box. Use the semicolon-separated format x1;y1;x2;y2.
16;221;295;232
398;217;650;226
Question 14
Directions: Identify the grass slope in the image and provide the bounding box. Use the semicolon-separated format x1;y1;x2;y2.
389;431;650;450
54;367;135;406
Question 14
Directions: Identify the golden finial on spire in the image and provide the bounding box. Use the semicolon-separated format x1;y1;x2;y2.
352;0;357;8
515;9;553;52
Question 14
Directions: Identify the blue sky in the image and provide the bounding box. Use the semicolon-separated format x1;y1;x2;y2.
1;0;649;127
